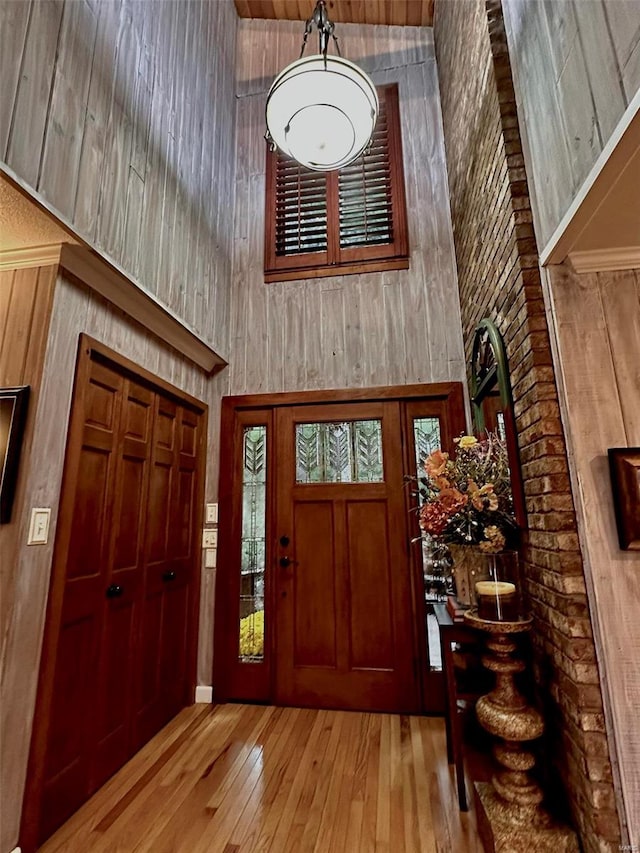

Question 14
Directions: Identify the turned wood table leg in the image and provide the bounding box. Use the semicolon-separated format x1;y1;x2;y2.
462;611;579;851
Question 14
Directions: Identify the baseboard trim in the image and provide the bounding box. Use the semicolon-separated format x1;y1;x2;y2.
195;686;213;703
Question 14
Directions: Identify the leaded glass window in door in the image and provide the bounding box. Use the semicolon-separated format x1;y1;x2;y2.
239;426;266;662
295;420;384;483
412;417;446;670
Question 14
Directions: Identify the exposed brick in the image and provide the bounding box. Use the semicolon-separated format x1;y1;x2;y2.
433;0;620;846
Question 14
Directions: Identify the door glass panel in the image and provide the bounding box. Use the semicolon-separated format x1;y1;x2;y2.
295;420;384;483
412;417;446;671
239;426;266;662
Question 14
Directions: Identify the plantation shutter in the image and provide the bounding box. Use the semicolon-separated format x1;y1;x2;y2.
338;97;393;249
264;83;408;283
275;159;328;257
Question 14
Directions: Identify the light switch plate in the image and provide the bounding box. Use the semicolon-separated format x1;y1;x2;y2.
205;503;218;524
27;508;51;545
204;548;216;568
202;529;217;548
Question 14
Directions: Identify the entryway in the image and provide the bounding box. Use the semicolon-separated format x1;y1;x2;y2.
214;383;465;714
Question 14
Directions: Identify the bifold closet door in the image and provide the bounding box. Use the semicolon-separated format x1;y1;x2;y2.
33;353;204;848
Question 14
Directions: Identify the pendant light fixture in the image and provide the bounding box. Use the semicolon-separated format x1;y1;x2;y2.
265;0;379;172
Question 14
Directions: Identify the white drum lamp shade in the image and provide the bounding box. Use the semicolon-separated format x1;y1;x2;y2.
265;55;379;172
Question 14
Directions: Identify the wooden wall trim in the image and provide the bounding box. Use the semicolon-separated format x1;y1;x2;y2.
568;247;640;274
60;248;227;376
78;335;208;414
0;244;62;270
222;382;466;411
0;165;227;375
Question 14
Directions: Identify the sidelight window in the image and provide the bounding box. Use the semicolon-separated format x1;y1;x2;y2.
239;426;267;662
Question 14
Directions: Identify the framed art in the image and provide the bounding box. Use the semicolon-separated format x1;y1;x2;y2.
0;386;30;524
608;448;640;551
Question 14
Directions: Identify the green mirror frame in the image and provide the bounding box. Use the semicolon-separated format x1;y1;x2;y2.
470;319;527;528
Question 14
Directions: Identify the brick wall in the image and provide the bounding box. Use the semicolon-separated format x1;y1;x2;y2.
433;1;621;849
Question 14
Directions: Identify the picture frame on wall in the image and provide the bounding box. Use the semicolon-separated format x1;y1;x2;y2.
608;447;640;551
0;386;30;524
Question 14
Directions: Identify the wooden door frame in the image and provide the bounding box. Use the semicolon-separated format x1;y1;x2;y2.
213;382;466;711
20;335;208;853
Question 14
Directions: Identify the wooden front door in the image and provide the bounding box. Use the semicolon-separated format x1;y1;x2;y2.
22;339;206;851
214;383;466;715
274;402;418;712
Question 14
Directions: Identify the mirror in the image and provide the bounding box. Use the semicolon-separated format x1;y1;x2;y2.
470;320;526;527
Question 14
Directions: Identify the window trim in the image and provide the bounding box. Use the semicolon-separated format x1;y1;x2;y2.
263;83;409;284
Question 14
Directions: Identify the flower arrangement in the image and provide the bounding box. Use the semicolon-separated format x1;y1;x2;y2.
417;433;516;553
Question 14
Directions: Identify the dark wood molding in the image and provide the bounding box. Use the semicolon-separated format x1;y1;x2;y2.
222;381;465;412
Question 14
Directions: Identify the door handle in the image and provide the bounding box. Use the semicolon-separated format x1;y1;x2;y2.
279;556;292;568
162;570;177;582
106;584;124;599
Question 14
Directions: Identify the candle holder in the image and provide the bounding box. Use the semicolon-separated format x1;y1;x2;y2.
463;609;579;851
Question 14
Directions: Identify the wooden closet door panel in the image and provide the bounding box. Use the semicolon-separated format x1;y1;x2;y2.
159;406;200;718
40;361;123;843
92;379;153;789
134;395;176;743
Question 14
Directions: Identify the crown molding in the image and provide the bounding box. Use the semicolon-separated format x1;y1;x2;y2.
0;243;63;270
568;247;640;274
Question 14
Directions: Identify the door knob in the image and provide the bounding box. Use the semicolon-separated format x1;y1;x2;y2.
106;584;124;598
162;570;176;582
279;556;291;568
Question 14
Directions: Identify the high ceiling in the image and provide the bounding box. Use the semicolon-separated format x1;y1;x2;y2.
233;1;434;28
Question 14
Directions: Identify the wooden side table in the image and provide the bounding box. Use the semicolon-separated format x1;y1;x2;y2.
433;603;488;810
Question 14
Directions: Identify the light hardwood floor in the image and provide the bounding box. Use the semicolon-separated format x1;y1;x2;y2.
37;704;483;853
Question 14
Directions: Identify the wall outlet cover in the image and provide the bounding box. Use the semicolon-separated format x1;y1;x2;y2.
27;508;51;545
206;502;218;524
202;529;217;548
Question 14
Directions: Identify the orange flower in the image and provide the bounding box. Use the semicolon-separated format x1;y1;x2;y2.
433;475;451;491
468;479;499;512
439;488;468;515
424;449;449;478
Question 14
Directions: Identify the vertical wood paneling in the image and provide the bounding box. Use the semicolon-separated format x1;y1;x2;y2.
0;271;227;853
0;263;56;695
503;0;640;247
2;0;238;357
230;21;464;396
0;0;31;159
547;263;640;844
603;1;640;101
39;0;98;218
6;0;64;188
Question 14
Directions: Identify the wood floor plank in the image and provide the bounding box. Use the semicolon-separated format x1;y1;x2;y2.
37;704;483;853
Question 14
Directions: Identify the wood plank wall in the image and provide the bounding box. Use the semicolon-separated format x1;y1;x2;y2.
230;20;465;395
0;271;227;853
546;263;640;846
0;0;238;356
0;266;56;653
502;0;640;249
